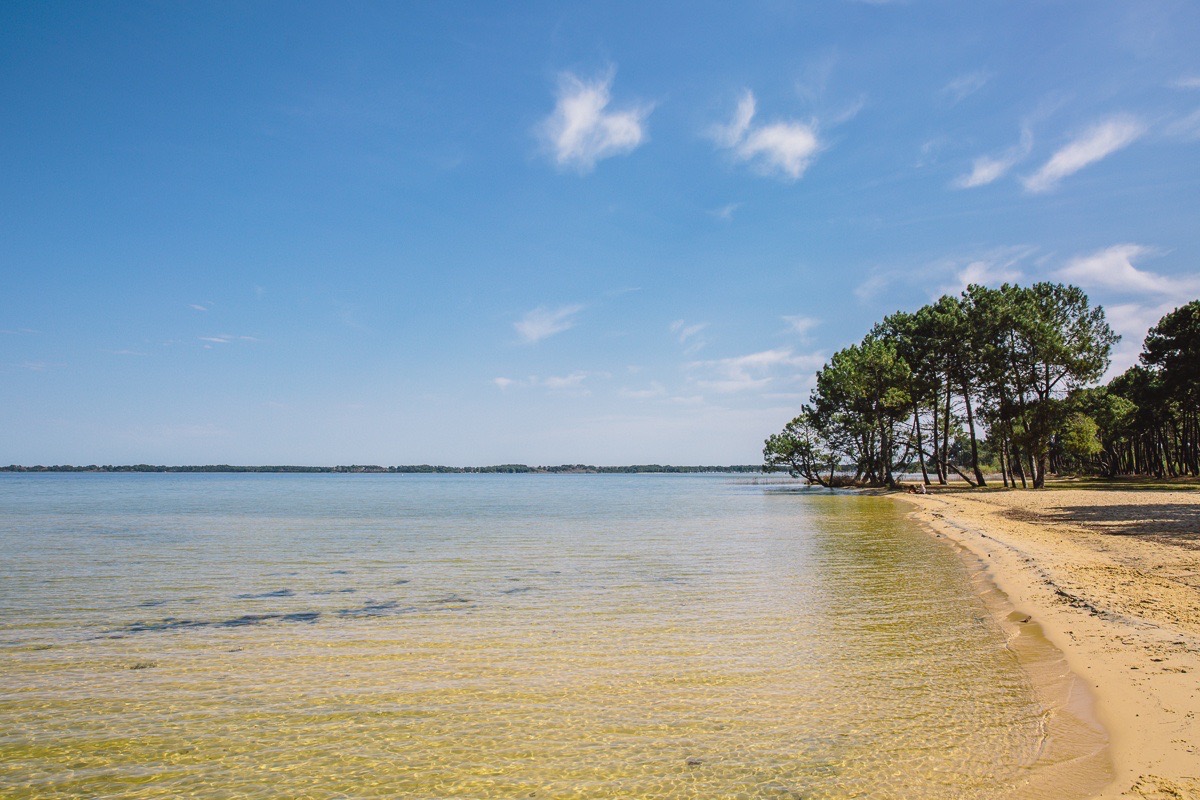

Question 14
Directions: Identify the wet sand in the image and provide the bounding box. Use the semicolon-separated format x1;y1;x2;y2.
900;486;1200;800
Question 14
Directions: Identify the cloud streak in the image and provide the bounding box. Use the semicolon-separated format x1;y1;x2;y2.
1022;115;1145;193
710;203;741;221
853;274;889;303
670;320;707;343
538;71;650;173
619;382;668;400
940;71;992;105
198;334;260;348
1165;108;1200;141
1057;244;1200;296
492;371;599;395
1053;245;1200;377
688;347;824;393
713;90;821;180
514;304;583;344
541;372;589;391
670;319;709;355
782;315;820;337
954;126;1033;188
936;247;1034;296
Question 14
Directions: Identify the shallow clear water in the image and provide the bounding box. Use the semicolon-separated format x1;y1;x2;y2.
0;473;1042;799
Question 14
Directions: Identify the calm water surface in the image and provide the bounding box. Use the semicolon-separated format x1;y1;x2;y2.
0;474;1042;799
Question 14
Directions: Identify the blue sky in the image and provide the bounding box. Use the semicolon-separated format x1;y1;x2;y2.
3;1;1199;466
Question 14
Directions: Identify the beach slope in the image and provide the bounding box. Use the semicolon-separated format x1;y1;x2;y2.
901;487;1200;800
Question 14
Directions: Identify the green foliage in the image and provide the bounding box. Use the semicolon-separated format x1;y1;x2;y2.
1142;300;1200;405
763;411;839;486
766;281;1129;488
1060;413;1102;460
1092;301;1200;478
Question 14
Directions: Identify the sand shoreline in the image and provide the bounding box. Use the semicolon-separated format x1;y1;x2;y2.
896;487;1200;800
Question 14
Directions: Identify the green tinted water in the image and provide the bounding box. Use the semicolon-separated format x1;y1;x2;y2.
1;474;1043;798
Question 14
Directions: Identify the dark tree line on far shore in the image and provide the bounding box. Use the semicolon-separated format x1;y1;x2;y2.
764;284;1200;488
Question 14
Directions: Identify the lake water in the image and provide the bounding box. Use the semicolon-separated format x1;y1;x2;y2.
1;473;1049;799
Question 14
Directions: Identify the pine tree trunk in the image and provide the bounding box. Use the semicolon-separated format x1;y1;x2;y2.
914;404;930;485
999;439;1009;488
962;384;986;486
942;378;952;482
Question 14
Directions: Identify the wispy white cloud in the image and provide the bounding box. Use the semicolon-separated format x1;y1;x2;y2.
826;96;866;126
710;203;741;221
854;274;890;302
1172;76;1200;89
492;371;598;395
619;382;668;400
1104;300;1180;376
1022;115;1146;193
713;90;821;180
714;92;757;148
670;320;708;343
106;349;148;356
937;254;1029;296
940;71;992;105
687;347;824;393
198;334;259;347
916;137;947;168
1105;303;1173;345
670;319;709;354
1053;245;1200;378
189;303;209;312
740;124;821;179
514;304;583;344
794;51;838;105
1164;108;1200;141
956;156;1015;189
541;372;590;391
954;126;1033;188
538;71;650;173
1057;244;1200;296
782;315;820;341
954;259;1023;291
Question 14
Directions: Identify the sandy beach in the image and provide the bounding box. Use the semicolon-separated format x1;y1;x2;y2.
900;486;1200;800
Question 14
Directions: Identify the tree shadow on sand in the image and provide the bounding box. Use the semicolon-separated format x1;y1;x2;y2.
1040;503;1200;550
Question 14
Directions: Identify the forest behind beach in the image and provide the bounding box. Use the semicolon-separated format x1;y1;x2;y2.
764;285;1200;489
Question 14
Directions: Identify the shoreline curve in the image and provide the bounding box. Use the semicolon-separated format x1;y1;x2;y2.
896;488;1200;800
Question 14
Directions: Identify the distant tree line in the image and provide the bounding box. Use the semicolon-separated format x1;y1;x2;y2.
1;463;761;475
764;284;1199;488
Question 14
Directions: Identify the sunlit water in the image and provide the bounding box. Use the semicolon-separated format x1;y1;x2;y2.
1;473;1046;799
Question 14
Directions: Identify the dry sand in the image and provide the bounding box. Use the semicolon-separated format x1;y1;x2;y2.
899;485;1200;800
